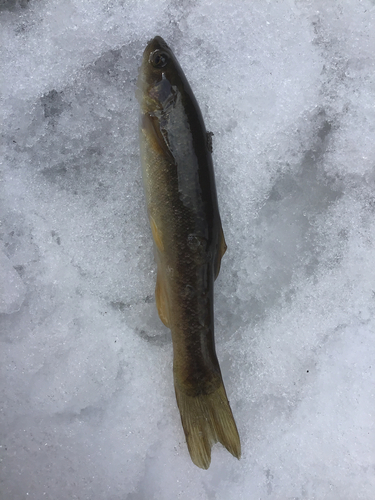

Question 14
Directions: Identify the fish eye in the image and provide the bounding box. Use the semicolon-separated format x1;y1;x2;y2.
150;50;169;68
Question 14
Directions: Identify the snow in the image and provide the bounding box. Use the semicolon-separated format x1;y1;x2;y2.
1;0;374;498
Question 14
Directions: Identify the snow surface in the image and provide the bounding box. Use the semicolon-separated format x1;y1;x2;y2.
1;0;375;498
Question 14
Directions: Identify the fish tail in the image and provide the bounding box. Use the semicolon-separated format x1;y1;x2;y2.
174;377;241;469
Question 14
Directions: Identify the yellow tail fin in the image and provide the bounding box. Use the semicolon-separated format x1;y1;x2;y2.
174;379;241;469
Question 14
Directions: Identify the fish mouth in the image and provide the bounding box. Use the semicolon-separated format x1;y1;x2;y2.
143;36;173;68
145;36;170;54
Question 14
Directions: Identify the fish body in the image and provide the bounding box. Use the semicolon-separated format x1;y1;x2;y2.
137;36;240;469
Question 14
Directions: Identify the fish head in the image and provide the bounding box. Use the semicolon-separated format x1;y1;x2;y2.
137;36;180;115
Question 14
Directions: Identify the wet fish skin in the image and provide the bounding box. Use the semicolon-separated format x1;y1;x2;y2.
137;36;240;469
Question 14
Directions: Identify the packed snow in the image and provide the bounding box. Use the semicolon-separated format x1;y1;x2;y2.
1;1;374;498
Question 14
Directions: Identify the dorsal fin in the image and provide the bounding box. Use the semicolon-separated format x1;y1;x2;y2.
214;225;227;280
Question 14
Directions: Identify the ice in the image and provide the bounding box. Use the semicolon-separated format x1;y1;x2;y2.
1;0;375;498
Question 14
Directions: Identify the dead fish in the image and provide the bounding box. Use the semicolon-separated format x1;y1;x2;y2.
136;36;240;469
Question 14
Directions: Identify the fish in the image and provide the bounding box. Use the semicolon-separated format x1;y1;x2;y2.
136;36;241;469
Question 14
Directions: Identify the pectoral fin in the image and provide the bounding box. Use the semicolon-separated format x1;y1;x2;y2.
214;225;227;280
155;267;170;327
142;113;174;161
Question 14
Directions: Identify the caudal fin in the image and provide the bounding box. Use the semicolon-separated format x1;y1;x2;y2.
174;379;241;469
